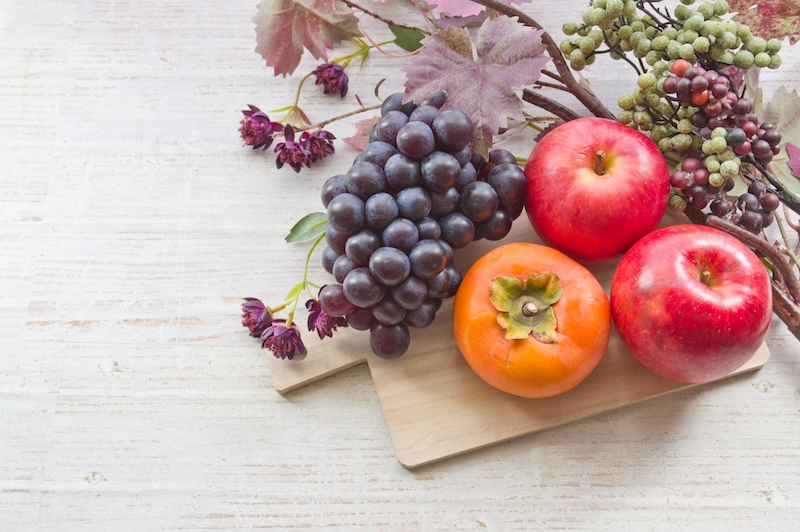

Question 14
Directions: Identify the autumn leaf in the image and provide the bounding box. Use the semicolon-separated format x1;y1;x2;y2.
728;0;800;45
787;144;800;179
253;0;361;77
403;16;549;155
430;0;533;17
343;116;379;150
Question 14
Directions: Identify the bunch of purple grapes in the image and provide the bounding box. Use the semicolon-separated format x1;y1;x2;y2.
317;92;527;359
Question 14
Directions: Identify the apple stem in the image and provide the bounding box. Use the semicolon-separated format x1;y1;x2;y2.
700;270;711;285
594;151;606;175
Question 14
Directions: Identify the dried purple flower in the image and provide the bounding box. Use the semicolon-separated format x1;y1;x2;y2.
239;105;283;151
312;63;349;98
301;129;336;163
261;320;307;360
241;297;273;337
274;124;309;173
306;295;348;340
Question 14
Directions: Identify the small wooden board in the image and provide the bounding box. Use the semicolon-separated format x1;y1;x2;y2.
269;221;771;469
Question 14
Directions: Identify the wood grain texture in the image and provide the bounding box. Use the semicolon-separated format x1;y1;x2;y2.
1;0;799;529
271;221;771;469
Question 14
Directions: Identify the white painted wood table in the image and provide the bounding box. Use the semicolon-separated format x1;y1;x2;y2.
2;0;799;529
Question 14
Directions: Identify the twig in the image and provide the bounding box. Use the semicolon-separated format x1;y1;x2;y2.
469;0;616;121
522;89;581;122
541;70;565;84
534;80;571;92
705;215;800;303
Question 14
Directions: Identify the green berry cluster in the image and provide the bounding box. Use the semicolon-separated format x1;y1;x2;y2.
560;0;782;72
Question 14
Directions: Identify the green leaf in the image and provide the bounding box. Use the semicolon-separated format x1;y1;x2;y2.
286;212;329;243
389;25;424;52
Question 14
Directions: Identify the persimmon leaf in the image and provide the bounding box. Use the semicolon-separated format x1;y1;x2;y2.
728;0;800;45
343;116;379;150
253;0;361;77
403;16;549;156
430;0;533;17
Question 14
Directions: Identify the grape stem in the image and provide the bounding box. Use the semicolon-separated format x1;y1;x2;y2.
469;0;615;121
636;1;674;30
595;43;643;75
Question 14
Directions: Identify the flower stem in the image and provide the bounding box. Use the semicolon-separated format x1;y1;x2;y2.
294;102;383;132
334;38;394;69
286;232;326;325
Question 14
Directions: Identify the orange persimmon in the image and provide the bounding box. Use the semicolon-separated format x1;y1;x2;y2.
453;243;611;399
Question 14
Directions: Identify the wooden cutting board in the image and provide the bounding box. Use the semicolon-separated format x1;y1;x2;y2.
268;220;771;469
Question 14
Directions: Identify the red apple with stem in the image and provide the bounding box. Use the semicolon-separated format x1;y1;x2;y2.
610;224;772;383
524;117;670;261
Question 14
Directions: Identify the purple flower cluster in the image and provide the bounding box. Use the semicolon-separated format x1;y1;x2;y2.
241;297;272;337
312;63;349;98
241;292;347;361
306;297;347;339
238;105;283;151
260;320;307;361
274;125;336;173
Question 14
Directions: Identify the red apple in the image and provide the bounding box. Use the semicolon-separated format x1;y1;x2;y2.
610;224;772;383
524;117;670;261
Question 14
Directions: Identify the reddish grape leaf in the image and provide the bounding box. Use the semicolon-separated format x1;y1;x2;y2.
431;0;533;17
253;0;361;76
728;0;800;45
343;116;379;150
787;143;800;179
404;16;549;155
438;15;487;28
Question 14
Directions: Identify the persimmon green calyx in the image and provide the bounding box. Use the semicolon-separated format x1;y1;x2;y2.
489;272;563;343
